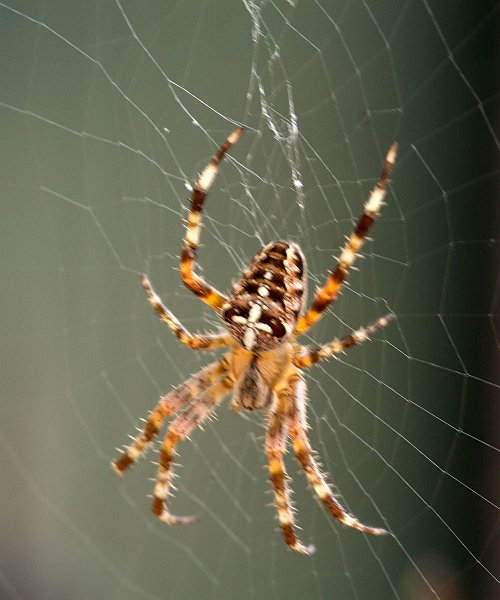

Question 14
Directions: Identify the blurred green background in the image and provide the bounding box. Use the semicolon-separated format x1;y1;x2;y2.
0;1;498;599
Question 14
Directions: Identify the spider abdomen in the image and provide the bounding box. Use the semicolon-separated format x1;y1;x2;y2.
222;241;307;352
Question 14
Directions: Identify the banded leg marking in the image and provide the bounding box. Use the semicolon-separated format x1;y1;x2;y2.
152;377;233;524
180;127;245;311
293;313;395;369
295;144;397;335
141;273;231;349
112;358;229;474
287;377;386;536
266;395;315;555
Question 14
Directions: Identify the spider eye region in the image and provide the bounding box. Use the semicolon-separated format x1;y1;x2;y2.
222;241;306;353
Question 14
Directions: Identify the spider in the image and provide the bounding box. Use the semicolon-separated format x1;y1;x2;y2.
112;127;397;554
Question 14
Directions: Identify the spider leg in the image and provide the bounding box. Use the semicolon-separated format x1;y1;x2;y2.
112;357;230;474
295;144;397;336
266;392;315;555
287;375;386;536
152;375;233;524
293;313;395;369
180;127;244;312
141;273;232;349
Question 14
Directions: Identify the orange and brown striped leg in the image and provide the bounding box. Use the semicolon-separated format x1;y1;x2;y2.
112;358;230;475
287;375;386;536
293;313;395;369
152;376;233;524
266;393;315;555
141;273;232;349
180;127;245;312
295;144;397;336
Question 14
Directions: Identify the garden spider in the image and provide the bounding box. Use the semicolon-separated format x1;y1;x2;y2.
112;127;397;554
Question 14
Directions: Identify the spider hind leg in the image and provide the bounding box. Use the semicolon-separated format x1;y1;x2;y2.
180;127;244;311
295;144;397;335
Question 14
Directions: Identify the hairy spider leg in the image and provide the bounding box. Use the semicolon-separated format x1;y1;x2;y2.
287;376;387;536
294;313;395;369
266;390;316;555
152;376;234;524
112;358;230;474
141;273;231;349
180;127;245;311
295;144;397;335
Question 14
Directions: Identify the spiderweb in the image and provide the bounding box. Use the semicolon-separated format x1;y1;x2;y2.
1;1;498;599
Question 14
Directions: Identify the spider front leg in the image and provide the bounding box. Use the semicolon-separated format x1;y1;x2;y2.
293;313;395;369
152;376;233;524
266;392;315;555
112;358;230;474
286;375;386;536
141;273;231;349
295;144;397;336
180;127;244;312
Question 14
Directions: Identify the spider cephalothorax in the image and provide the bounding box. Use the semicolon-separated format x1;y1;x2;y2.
113;127;397;554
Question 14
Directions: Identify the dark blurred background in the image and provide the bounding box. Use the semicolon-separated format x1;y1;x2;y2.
0;1;498;599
